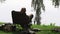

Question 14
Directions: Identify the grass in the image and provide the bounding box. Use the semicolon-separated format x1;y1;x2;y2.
0;30;12;34
0;22;60;34
31;25;60;34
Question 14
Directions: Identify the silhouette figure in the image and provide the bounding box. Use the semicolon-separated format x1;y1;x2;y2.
11;8;35;34
11;8;33;30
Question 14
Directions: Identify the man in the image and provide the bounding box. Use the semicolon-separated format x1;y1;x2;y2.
12;8;29;30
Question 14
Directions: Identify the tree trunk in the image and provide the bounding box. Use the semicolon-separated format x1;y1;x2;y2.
35;7;41;25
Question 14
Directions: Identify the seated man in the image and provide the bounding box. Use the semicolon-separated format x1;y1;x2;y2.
11;8;33;30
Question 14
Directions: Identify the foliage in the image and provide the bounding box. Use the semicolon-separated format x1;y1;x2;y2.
31;0;60;25
52;0;60;8
49;23;55;26
31;0;45;11
0;0;6;3
31;0;45;25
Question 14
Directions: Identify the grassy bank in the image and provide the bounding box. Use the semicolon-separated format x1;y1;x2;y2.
31;25;60;34
0;22;60;34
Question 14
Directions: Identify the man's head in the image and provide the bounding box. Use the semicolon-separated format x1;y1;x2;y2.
20;8;26;13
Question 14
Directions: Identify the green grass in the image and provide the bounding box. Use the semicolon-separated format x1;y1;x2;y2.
0;22;60;34
0;30;12;34
31;25;60;34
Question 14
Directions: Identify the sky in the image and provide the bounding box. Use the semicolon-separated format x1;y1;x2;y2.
0;0;60;26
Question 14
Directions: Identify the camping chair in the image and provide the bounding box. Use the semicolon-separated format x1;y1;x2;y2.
11;11;36;34
11;11;30;30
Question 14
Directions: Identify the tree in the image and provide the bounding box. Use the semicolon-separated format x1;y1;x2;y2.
0;0;6;3
52;0;60;8
31;0;60;25
31;0;45;25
